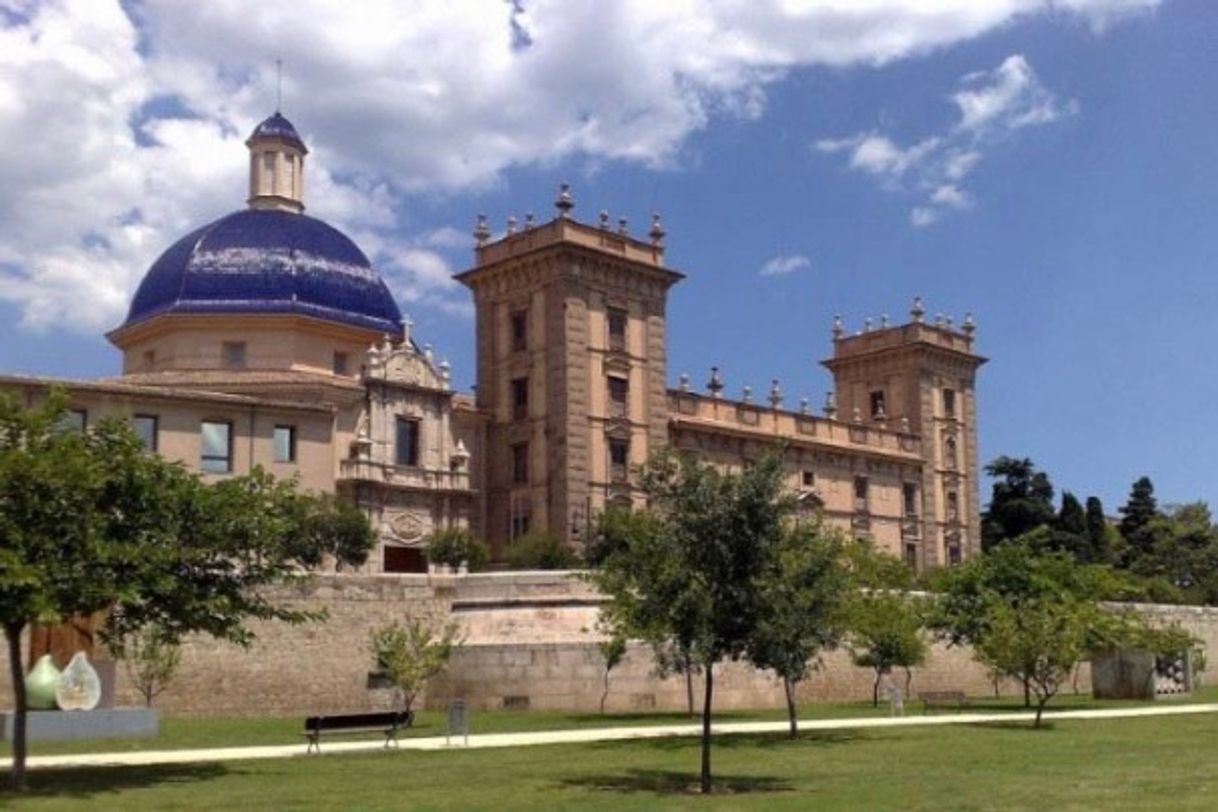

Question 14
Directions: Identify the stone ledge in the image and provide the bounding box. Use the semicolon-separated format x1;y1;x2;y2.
0;709;158;742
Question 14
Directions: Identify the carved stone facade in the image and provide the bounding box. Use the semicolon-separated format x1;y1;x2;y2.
3;200;983;574
339;332;477;572
457;207;985;567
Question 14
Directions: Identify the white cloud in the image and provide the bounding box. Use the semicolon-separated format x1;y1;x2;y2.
0;1;1158;331
910;207;940;228
760;254;811;277
930;184;973;210
816;53;1076;227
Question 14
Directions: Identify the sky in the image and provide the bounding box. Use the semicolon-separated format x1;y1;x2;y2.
1;0;1215;513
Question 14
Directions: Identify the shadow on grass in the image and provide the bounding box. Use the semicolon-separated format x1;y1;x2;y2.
584;729;868;754
965;720;1057;732
0;762;232;803
562;768;793;795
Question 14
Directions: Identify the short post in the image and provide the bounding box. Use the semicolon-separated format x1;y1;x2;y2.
447;699;469;747
887;681;904;717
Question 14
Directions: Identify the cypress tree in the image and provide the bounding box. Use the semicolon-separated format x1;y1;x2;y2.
1118;477;1159;558
1084;496;1109;563
1055;491;1088;561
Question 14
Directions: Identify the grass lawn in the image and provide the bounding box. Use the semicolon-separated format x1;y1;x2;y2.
6;685;1210;758
2;708;1216;810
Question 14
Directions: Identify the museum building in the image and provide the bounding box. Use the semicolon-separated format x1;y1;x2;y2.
2;111;986;572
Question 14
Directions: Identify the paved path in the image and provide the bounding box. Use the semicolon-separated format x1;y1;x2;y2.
6;702;1217;771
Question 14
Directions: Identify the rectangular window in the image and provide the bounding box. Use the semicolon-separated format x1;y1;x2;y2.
222;341;247;370
511;377;529;420
853;475;869;511
201;420;233;473
903;482;918;517
943;388;956;418
132;414;158;452
273;425;296;463
609;438;629;482
904;543;918;569
607;307;628;351
608;375;628;418
947;491;960;522
511;310;528;352
512;442;529;485
261;153;275;193
283;156;295;192
510;499;532;540
332;352;349;376
947;539;963;566
802;470;815;488
60;408;88;432
395;417;420;467
869;390;886;418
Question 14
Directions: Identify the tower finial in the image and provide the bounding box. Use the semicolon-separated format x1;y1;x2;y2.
555;183;574;218
649;212;666;246
275;58;283;113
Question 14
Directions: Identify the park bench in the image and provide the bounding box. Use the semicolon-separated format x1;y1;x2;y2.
303;710;413;753
917;691;968;713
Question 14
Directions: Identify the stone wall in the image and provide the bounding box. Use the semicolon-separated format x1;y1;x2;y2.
1;573;1215;716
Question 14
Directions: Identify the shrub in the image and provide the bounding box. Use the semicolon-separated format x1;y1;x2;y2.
426;527;489;572
505;531;580;570
369;616;462;713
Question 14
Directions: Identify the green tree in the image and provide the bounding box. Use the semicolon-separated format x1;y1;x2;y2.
0;392;369;790
598;634;627;714
591;449;790;793
289;492;376;571
748;519;851;737
1050;491;1091;562
369;616;463;714
650;639;701;718
848;591;928;707
1126;503;1218;605
1084;496;1110;564
928;532;1117;707
505;531;579;570
981;457;1056;550
425;527;490;572
1118;476;1160;561
109;624;181;708
974;597;1093;728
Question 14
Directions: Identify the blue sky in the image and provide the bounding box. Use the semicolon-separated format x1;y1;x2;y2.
1;0;1215;513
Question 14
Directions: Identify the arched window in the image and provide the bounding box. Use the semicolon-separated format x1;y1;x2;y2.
945;437;958;470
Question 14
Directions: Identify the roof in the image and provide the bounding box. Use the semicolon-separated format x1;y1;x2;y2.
118;208;403;336
0;373;336;413
248;112;307;152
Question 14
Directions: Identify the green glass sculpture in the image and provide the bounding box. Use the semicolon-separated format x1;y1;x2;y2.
25;654;61;710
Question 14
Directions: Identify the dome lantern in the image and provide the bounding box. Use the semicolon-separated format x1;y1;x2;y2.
247;112;308;214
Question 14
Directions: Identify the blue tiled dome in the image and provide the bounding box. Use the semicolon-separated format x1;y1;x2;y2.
121;209;403;335
249;112;307;152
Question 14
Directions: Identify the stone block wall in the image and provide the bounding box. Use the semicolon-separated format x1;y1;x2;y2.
1;574;1215;717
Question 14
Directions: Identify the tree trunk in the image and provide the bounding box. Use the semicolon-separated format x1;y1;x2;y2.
600;668;610;714
700;661;714;794
6;622;28;791
684;655;695;718
872;669;882;708
1034;695;1048;729
1023;677;1031;708
904;667;912;699
783;675;797;739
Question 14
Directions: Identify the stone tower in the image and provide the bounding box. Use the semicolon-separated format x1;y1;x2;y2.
456;189;683;557
821;300;986;568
